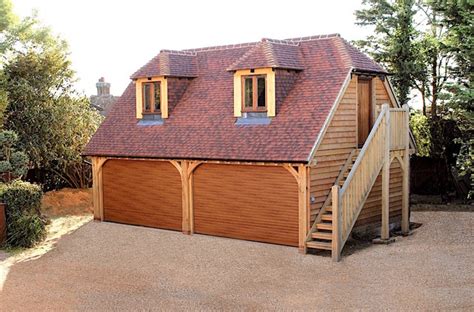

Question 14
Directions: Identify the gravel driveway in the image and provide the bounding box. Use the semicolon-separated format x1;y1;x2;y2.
1;208;473;311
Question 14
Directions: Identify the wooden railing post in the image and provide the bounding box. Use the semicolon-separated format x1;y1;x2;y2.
381;104;390;240
331;185;341;262
401;104;410;234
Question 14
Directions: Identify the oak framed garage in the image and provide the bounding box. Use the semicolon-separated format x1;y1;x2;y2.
85;34;415;261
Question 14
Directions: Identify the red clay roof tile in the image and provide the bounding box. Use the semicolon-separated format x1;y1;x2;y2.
85;34;387;162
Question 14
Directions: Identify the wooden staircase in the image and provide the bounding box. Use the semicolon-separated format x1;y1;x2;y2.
305;104;410;261
306;150;359;252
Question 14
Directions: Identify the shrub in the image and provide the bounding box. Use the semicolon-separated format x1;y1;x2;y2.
0;180;42;214
0;180;46;247
5;212;46;248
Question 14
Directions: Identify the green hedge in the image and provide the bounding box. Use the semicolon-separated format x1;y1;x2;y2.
0;180;46;248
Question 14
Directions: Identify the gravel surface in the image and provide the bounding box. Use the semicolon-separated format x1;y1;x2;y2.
1;209;473;311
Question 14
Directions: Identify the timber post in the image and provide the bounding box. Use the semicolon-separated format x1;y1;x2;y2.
284;164;309;254
92;157;107;221
401;104;410;234
381;104;390;240
170;160;202;235
331;185;341;262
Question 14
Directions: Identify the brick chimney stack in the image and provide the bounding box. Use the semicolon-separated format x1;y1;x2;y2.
96;77;110;96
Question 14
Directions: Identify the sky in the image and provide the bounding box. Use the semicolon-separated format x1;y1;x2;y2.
13;0;372;97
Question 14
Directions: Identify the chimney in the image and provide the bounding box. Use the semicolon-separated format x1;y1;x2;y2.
96;77;110;96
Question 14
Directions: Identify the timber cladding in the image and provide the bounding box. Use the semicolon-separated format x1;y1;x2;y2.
356;158;403;226
102;159;182;231
193;164;299;246
310;76;357;223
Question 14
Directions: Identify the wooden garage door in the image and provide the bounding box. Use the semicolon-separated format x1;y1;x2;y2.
102;160;182;231
194;164;299;246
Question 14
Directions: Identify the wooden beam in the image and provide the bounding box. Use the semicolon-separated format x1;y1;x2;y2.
331;185;341;262
170;160;203;235
180;161;190;234
285;164;309;253
284;164;299;181
381;104;390;240
297;164;308;254
402;104;410;234
186;161;202;234
92;157;107;221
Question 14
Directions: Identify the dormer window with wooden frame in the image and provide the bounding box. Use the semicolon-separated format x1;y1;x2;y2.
135;76;168;119
233;68;275;118
142;81;161;114
242;75;267;112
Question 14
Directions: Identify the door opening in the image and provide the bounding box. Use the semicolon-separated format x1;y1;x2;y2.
357;77;372;146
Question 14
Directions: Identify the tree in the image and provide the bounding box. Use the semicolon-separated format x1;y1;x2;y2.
4;46;102;188
0;0;57;128
355;0;418;105
432;0;473;198
0;130;29;182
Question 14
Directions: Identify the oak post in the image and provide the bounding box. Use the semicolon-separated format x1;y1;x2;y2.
181;161;190;235
401;104;410;234
331;185;341;262
92;157;106;221
298;164;308;254
381;104;390;240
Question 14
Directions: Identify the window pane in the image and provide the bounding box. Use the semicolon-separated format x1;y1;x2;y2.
257;77;266;107
153;82;161;111
143;83;151;111
244;77;253;108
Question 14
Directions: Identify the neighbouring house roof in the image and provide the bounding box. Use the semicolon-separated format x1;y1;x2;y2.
84;34;387;162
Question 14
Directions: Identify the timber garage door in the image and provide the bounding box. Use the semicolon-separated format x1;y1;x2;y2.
194;164;299;246
102;160;182;231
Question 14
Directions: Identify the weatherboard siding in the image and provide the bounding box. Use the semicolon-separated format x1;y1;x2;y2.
355;158;403;226
309;76;357;222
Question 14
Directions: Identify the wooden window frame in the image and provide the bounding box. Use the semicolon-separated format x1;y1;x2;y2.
241;75;267;112
142;81;161;115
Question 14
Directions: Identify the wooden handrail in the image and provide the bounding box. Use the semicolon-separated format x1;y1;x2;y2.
333;104;390;260
341;105;388;194
305;149;358;242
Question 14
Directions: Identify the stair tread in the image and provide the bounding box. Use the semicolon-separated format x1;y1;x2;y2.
321;214;333;221
312;232;332;240
307;241;332;250
316;223;333;230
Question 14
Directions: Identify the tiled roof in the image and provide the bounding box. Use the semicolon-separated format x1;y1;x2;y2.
130;51;198;79
227;39;304;71
85;34;388;162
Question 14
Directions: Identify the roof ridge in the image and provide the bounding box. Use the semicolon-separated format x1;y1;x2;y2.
284;33;340;43
170;34;340;54
261;38;300;46
183;42;259;53
160;49;197;56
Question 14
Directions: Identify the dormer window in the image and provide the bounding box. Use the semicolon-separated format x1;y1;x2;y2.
135;77;168;119
143;82;161;114
242;75;266;112
233;68;275;118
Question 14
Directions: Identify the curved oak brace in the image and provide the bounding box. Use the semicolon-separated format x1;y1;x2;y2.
91;157;108;221
170;160;203;235
284;164;309;253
